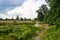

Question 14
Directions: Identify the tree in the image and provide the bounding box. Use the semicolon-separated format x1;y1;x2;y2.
39;4;49;14
34;18;37;20
44;0;60;28
37;12;44;21
20;18;23;20
0;18;3;20
16;15;19;20
11;17;14;20
5;18;9;20
36;4;49;21
24;18;26;20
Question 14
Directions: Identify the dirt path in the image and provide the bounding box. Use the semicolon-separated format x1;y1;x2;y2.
34;22;49;40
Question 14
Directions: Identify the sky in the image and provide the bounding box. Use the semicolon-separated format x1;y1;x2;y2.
0;0;47;19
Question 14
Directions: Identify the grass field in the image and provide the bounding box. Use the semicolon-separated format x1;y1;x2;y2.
0;21;60;40
0;20;35;26
0;25;39;40
0;21;40;40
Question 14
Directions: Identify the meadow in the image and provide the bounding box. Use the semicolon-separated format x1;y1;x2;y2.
0;20;60;40
0;20;40;40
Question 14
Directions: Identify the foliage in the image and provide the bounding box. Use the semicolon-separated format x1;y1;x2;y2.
36;4;48;21
16;15;19;20
41;26;60;40
44;0;60;27
20;18;23;20
0;24;39;40
37;12;44;21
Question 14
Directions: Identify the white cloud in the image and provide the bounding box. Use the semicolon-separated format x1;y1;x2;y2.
0;0;47;19
0;14;12;19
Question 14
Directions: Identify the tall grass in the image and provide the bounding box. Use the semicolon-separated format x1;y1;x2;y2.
41;26;60;40
0;24;39;40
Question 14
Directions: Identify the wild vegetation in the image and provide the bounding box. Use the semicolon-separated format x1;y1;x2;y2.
41;26;60;40
0;0;60;40
36;0;60;40
0;21;41;40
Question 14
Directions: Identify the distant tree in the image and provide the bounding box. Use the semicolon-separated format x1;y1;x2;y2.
0;18;3;20
37;4;48;14
5;18;8;20
11;17;14;20
37;12;44;21
20;18;23;20
36;4;49;21
16;15;19;20
28;19;31;21
24;18;27;20
34;18;37;20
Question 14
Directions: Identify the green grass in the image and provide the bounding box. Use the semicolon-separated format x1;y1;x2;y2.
0;24;39;40
1;21;60;40
42;26;60;40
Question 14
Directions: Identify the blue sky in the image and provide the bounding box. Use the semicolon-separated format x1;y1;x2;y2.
0;0;47;19
0;0;25;13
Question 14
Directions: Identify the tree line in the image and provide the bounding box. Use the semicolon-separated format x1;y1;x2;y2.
0;15;31;21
